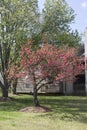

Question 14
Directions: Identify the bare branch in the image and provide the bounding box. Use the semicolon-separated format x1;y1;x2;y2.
37;81;53;91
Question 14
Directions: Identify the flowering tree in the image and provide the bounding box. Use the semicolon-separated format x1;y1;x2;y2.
17;43;84;106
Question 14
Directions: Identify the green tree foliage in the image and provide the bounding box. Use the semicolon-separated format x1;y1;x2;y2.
42;0;81;46
0;0;39;98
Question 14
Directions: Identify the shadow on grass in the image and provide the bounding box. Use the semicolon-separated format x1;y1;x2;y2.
0;95;87;123
0;95;33;111
39;96;87;123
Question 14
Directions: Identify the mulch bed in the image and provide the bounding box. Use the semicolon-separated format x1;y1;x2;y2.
20;106;52;113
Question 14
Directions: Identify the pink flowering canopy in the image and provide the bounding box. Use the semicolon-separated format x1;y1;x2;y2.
16;42;84;85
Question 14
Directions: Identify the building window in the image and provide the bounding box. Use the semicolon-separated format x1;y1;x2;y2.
25;83;29;88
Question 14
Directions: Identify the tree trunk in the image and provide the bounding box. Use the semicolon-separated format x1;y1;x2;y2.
12;86;17;94
33;86;40;107
1;78;9;98
2;86;8;98
11;79;17;94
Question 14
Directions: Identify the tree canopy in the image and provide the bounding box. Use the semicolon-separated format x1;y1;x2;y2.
0;0;39;98
41;0;81;46
0;0;82;98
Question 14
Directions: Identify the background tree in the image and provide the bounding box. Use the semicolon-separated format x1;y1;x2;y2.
0;0;40;98
16;42;84;106
41;0;81;47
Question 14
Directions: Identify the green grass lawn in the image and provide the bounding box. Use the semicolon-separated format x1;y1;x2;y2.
0;94;87;130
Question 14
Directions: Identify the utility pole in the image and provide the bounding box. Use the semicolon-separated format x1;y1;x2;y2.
84;28;87;95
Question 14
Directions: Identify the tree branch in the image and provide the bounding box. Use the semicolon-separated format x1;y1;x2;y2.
36;78;45;87
37;81;53;92
0;80;4;89
0;44;5;72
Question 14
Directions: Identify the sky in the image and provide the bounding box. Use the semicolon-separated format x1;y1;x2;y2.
38;0;87;34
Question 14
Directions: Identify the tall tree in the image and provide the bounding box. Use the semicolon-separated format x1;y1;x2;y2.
42;0;81;46
0;0;39;98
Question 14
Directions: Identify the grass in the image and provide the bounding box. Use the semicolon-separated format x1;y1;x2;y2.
0;94;87;130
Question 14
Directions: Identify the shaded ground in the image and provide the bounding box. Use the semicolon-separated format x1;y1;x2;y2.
0;94;87;121
0;97;14;102
0;95;87;130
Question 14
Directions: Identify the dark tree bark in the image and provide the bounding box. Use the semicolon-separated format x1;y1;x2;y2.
12;86;17;95
0;78;9;98
11;79;17;94
33;85;40;107
2;86;8;98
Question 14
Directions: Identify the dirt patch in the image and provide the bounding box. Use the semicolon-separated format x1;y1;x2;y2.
20;106;52;113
